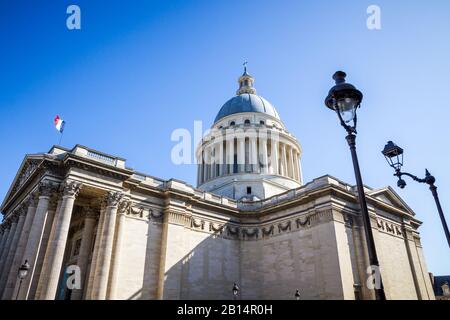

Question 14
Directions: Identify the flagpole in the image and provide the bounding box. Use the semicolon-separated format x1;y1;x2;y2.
58;131;64;146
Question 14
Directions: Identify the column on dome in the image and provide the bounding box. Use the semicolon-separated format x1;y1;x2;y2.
297;151;303;184
270;138;279;175
293;150;300;182
237;135;245;173
288;145;295;179
281;143;288;177
259;132;269;174
203;146;209;182
217;140;224;177
250;135;258;173
16;180;59;300
39;180;82;300
226;132;235;174
209;145;215;179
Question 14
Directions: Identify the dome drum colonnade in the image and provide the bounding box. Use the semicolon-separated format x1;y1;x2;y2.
196;67;303;200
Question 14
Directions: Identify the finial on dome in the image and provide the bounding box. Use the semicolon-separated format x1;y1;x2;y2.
237;62;256;95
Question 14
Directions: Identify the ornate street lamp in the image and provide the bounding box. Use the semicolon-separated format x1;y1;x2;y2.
325;71;386;300
382;141;450;248
232;283;239;300
16;260;30;300
294;289;301;300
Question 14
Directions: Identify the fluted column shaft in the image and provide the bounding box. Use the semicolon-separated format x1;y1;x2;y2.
71;209;96;300
0;219;18;280
108;200;128;299
271;139;279;175
85;205;106;299
91;191;123;300
0;212;25;296
281;143;288;177
0;228;7;259
3;199;38;300
32;199;61;299
218;141;224;176
16;181;57;300
238;137;245;173
39;180;81;300
227;136;234;174
203;148;209;182
250;136;258;172
288;146;295;179
260;137;269;174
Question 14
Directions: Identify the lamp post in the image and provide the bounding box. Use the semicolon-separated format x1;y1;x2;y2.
16;260;30;300
294;289;301;301
325;71;386;300
232;283;239;300
382;140;450;248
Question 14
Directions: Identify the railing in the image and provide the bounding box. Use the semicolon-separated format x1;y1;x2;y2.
86;150;116;164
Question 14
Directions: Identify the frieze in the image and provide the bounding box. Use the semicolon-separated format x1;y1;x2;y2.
191;218;205;230
226;225;240;238
278;220;291;233
261;225;274;237
242;228;259;239
209;222;224;234
376;218;404;237
296;215;311;228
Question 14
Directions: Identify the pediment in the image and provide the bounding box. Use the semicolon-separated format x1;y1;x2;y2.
0;155;45;212
368;186;415;216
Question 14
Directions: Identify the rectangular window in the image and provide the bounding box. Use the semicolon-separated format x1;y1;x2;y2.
247;186;252;194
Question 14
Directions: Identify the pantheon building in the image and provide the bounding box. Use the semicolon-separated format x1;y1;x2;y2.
0;69;435;300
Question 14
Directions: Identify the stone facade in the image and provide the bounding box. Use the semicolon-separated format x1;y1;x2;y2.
0;144;435;300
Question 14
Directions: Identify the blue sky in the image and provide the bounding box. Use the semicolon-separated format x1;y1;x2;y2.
1;0;449;275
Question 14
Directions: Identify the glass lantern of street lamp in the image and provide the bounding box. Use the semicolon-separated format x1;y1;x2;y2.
324;71;363;128
232;283;239;298
294;289;301;301
382;141;404;171
18;260;30;280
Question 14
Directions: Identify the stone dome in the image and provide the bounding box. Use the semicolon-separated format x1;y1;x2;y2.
214;93;280;123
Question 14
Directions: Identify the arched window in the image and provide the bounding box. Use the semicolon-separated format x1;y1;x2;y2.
230;121;235;126
259;120;265;125
244;119;251;125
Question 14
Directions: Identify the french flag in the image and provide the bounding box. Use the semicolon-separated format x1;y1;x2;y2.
54;115;65;133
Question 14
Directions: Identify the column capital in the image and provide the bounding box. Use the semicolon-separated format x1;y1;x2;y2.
62;180;82;198
105;191;124;208
38;180;59;197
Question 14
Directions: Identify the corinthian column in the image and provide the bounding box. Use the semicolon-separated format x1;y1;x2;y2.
270;139;279;175
85;201;107;299
0;209;26;296
3;195;38;300
71;207;97;300
0;217;18;281
0;226;7;260
39;180;82;300
281;143;288;177
238;136;245;173
16;180;59;300
226;136;234;174
91;191;123;300
108;199;130;299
